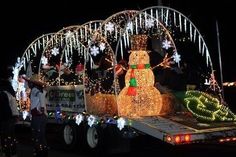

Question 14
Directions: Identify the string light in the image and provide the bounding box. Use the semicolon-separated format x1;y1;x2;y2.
184;90;236;122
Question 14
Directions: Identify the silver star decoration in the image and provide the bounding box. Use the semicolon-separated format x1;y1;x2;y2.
90;45;100;56
162;39;172;50
105;22;114;33
51;47;59;56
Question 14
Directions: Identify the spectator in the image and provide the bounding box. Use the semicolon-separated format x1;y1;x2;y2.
27;74;48;157
0;65;19;157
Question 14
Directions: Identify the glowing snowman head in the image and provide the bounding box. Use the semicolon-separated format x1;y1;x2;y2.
128;35;150;65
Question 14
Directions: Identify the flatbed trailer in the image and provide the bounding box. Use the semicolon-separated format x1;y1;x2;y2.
128;115;236;145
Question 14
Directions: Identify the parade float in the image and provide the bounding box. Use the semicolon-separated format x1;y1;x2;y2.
12;6;236;151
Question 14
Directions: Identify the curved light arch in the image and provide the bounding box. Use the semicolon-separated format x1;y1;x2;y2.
114;6;214;97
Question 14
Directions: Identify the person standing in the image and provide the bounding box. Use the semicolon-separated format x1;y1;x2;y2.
27;74;48;157
0;66;19;157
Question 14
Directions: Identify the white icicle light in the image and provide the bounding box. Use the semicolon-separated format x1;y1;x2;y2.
75;114;84;126
161;8;164;22
120;38;123;59
31;45;36;56
43;36;45;48
198;35;201;53
126;30;129;47
87;115;96;127
117;117;126;130
165;9;169;25
190;24;192;41
193;29;197;43
174;12;176;26
25;50;29;62
38;40;41;49
139;14;142;27
184;18;187;32
123;33;127;48
156;9;159;28
144;11;147;27
179;14;182;32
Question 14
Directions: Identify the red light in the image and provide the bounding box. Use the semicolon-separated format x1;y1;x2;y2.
219;139;224;143
232;137;236;141
226;138;230;142
175;135;181;143
184;134;191;142
166;136;172;142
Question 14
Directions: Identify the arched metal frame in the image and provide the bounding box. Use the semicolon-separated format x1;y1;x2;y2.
114;6;214;96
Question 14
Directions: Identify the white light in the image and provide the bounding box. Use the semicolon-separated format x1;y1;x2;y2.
65;30;73;39
51;47;59;56
162;39;172;50
87;115;96;127
22;110;29;120
105;22;114;33
41;56;48;65
99;42;106;51
146;19;154;28
75;114;84;126
172;51;181;67
117;117;126;130
90;46;100;56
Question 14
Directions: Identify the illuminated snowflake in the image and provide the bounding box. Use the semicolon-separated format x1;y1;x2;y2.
65;30;73;39
41;56;48;65
90;46;100;56
172;51;181;67
51;47;59;56
105;22;114;33
75;114;84;126
117;117;126;130
22;111;29;120
162;39;172;50
87;115;96;127
146;19;154;28
126;21;133;31
99;42;106;51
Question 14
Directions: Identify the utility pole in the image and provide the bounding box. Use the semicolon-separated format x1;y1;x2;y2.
216;20;225;101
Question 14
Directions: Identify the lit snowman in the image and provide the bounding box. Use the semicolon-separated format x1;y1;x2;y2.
117;35;163;117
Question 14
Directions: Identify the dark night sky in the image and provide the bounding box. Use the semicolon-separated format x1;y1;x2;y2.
1;0;235;82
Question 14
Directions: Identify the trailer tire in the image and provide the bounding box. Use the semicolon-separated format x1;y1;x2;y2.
85;125;105;153
62;121;84;150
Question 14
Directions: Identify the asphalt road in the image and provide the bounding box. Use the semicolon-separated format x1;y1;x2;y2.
8;124;236;157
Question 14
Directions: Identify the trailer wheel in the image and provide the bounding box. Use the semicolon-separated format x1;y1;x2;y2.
62;121;83;150
86;126;99;148
85;126;104;151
